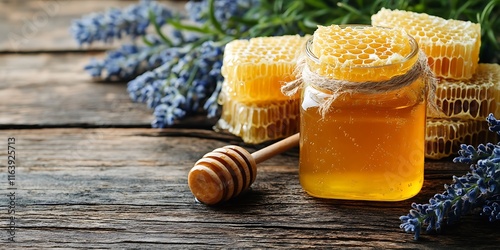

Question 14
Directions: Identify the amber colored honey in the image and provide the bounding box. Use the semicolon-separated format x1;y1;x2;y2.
299;79;426;201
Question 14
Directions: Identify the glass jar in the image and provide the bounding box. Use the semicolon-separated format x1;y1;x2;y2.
299;26;426;201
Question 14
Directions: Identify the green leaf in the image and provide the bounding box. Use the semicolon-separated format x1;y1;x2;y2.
148;10;173;46
208;0;226;36
167;19;211;34
303;0;330;9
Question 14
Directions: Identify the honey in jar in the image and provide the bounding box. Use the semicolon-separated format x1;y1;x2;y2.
299;25;427;201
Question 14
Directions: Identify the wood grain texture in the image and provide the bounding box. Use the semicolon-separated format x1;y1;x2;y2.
0;53;155;127
0;0;186;52
1;128;499;248
0;52;218;128
0;53;159;128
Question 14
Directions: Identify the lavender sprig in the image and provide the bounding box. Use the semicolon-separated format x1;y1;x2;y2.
151;41;224;127
400;113;500;240
71;0;172;45
127;41;224;127
85;43;169;80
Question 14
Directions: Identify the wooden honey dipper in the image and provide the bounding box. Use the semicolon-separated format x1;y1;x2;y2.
188;133;299;205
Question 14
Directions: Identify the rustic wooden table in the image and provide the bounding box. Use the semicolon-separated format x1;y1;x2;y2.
1;0;499;248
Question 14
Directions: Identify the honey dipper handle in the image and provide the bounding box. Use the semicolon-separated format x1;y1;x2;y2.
251;133;300;164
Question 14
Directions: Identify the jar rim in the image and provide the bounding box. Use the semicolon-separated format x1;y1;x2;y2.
305;25;419;69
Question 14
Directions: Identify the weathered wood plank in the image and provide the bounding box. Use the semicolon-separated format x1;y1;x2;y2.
0;52;154;127
0;0;186;52
0;128;498;248
0;44;216;128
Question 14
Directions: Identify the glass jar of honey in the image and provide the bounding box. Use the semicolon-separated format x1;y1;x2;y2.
299;25;427;201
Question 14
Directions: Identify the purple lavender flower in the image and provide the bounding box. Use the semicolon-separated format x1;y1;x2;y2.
482;199;500;222
487;113;500;133
127;48;183;103
145;41;224;127
71;0;172;45
85;44;172;80
151;87;187;128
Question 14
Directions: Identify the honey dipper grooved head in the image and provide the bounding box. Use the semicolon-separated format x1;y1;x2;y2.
188;145;257;205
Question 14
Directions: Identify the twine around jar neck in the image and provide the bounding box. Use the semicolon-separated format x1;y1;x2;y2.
282;50;442;117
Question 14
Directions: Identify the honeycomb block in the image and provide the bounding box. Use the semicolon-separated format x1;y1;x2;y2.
429;64;500;120
372;8;481;80
425;118;498;159
310;25;417;82
215;84;300;144
221;35;309;102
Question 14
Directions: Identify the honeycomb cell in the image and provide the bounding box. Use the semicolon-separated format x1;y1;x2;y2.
429;64;500;120
371;8;481;79
425;118;498;159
